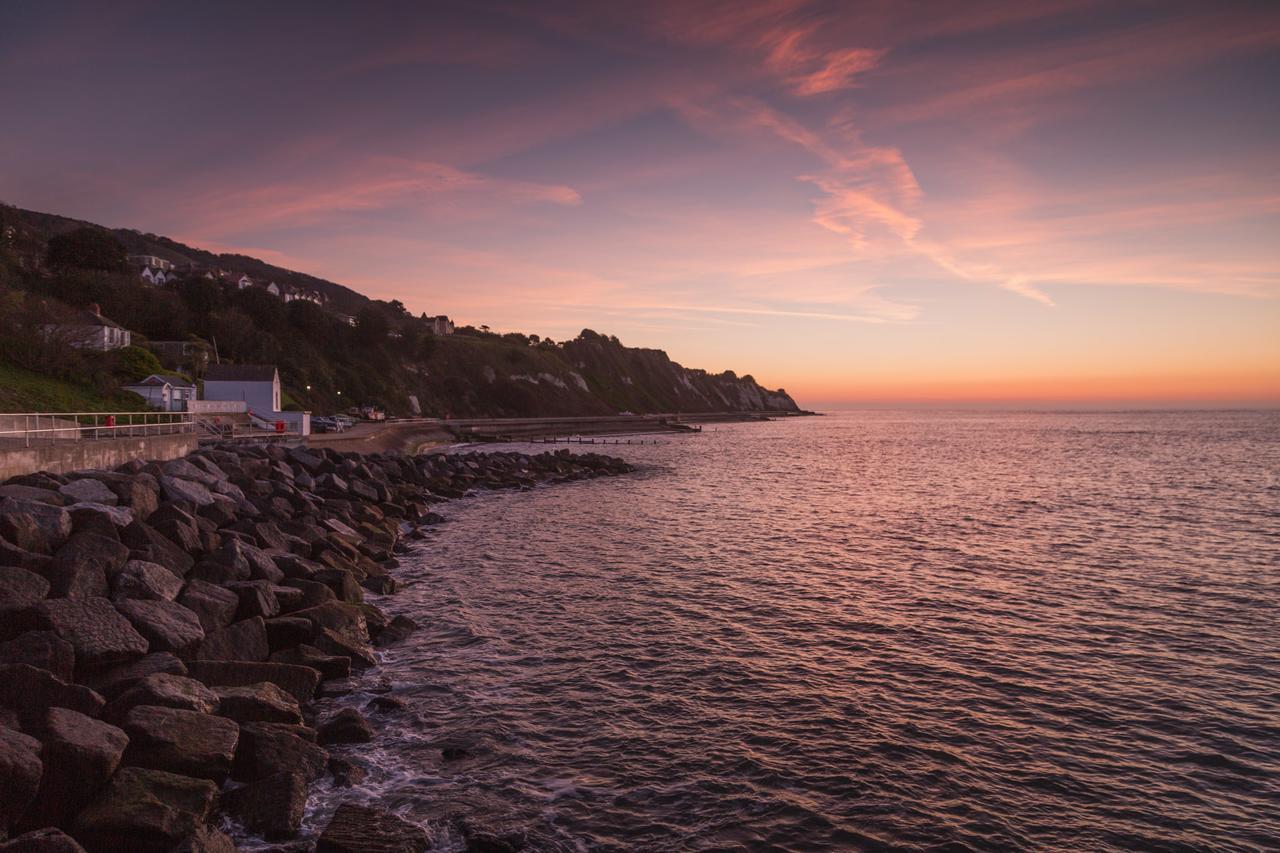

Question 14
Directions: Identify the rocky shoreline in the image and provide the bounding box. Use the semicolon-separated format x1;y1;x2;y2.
0;443;634;852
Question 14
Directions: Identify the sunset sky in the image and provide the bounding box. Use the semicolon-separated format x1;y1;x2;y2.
2;1;1277;406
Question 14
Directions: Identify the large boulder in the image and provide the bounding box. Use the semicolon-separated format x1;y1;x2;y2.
102;673;218;722
314;627;377;669
263;615;313;651
110;559;182;602
0;500;71;552
317;708;373;745
270;644;351;680
176;580;238;633
77;472;159;520
114;599;205;654
120;522;193;577
0;665;104;729
187;660;321;704
0;828;87;853
33;598;149;669
58;480;117;507
0;566;50;623
162;458;221;488
292;600;370;646
225;581;280;620
0;513;51;555
168;825;236;853
222;769;309;840
42;533;129;600
71;766;216;853
214;682;302;725
194;616;268;662
65;503;133;535
158;476;215;508
120;706;238;782
0;631;74;682
24;708;128;828
0;726;43;833
77;653;186;701
232;722;327;784
0;485;66;506
316;802;429;853
189;539;259;585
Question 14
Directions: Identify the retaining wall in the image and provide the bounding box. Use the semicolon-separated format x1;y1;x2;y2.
0;432;197;480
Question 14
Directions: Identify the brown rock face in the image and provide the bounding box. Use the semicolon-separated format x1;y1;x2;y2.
32;598;149;670
23;708;128;829
0;665;105;730
114;599;205;653
222;769;310;840
120;706;239;783
316;802;429;853
71;766;217;853
0;726;43;833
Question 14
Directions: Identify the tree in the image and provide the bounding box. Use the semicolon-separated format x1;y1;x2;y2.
45;227;127;272
355;305;389;345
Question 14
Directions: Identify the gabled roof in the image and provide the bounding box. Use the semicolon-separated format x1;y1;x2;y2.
204;364;278;382
61;308;125;329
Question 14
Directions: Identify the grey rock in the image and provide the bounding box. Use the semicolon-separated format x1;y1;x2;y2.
215;681;303;725
0;665;104;729
316;802;429;853
25;707;128;828
0;726;43;831
71;766;216;853
195;616;268;662
0;631;74;682
78;653;187;701
33;598;149;668
317;708;373;745
44;533;129;599
0;827;87;853
121;705;238;782
0;566;50;620
223;769;309;840
103;673;218;722
111;559;182;602
158;475;215;508
0;499;72;551
58;480;117;507
187;660;321;704
177;579;239;632
232;721;327;784
114;599;205;654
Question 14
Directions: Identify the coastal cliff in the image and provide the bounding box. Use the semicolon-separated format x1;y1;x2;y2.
0;205;801;418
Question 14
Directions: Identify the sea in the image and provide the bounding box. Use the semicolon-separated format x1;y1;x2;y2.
301;410;1280;851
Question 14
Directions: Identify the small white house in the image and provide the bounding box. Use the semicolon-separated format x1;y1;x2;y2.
428;315;454;335
122;374;197;412
128;254;172;271
203;364;280;413
43;304;132;351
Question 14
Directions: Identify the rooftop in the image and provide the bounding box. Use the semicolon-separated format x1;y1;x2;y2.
204;364;278;382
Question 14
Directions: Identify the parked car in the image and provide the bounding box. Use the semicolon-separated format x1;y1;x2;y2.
312;416;346;433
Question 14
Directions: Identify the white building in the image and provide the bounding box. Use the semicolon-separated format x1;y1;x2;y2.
128;254;172;271
44;304;132;351
122;374;197;412
202;363;309;436
428;315;454;335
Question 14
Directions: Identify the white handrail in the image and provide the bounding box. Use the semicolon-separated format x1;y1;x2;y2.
0;412;195;447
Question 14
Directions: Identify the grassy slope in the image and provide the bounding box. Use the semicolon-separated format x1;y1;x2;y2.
0;362;148;413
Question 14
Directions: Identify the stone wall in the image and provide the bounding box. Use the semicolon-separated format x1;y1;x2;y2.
0;433;197;480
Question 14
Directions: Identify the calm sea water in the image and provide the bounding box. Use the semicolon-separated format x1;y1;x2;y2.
306;411;1280;851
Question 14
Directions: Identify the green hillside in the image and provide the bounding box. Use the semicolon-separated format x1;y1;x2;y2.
0;203;800;417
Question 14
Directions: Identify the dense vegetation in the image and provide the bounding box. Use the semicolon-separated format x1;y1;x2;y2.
0;204;799;416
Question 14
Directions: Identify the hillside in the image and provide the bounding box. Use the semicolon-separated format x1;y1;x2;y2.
0;204;800;417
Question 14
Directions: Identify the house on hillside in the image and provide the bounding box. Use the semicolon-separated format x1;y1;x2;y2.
43;304;132;351
202;363;310;436
139;266;177;286
428;315;454;335
264;282;281;297
335;313;357;326
122;374;197;412
128;254;172;271
148;340;210;374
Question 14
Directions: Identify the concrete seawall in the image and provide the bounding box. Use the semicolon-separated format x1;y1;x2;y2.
0;432;197;479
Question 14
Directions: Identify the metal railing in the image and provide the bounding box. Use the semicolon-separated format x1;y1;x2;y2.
0;412;195;447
